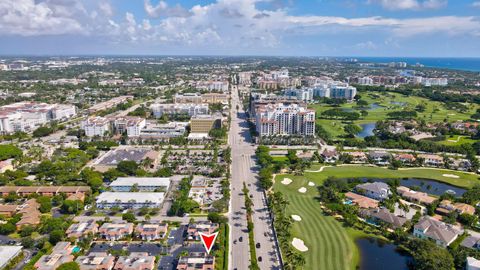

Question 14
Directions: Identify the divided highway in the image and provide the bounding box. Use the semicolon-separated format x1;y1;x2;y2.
229;86;282;270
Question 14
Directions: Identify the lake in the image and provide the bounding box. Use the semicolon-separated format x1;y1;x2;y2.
356;123;376;138
357;237;411;270
360;178;466;197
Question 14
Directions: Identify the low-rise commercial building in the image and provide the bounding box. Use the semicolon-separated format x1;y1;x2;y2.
92;148;158;172
0;246;23;269
96;192;165;209
150;103;209;117
0;102;76;134
190;114;222;134
109;177;171;192
138;122;187;139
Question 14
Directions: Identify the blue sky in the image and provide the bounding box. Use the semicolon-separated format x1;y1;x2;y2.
1;0;480;56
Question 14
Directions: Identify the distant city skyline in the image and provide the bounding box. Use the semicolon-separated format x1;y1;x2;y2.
1;0;480;57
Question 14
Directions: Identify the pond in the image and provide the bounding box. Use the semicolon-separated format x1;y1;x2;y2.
369;103;383;110
357;237;411;270
359;178;466;197
390;101;406;106
356;123;376;138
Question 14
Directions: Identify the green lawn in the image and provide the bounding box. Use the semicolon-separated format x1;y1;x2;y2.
273;165;480;270
437;135;476;146
306;165;480;188
311;91;478;139
274;174;359;270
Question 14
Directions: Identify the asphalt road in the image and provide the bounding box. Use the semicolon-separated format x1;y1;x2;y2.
228;86;281;270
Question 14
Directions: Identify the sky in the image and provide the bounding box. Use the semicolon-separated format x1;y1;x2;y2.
1;0;480;57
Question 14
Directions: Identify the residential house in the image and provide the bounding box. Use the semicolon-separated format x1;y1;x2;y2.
187;221;219;241
76;252;115;270
394;154;416;165
348;152;368;163
418;154;444;167
0;159;13;173
413;216;463;247
437;200;475;216
114;252;155;270
360;208;407;229
321;149;339;164
355;182;391;201
16;199;40;229
66;220;99;239
0;186;90;198
451;159;472;171
467;257;480;270
396;186;437;205
0;204;19;217
135;222;168;241
461;235;480;250
177;252;215;270
344;192;379;209
99;222;134;241
35;242;74;270
368;151;391;166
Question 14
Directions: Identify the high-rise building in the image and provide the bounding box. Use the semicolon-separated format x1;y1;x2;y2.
255;103;315;136
330;85;357;100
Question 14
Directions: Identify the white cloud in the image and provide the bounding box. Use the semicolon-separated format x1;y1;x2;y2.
0;0;86;35
144;0;192;18
368;0;447;10
354;41;378;50
99;1;114;17
0;0;478;53
472;1;480;7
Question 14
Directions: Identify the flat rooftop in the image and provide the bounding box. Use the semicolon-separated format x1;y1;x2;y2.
110;177;171;187
0;246;22;268
96;192;165;204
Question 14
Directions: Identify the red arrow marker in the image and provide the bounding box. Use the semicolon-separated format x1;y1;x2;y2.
199;232;219;254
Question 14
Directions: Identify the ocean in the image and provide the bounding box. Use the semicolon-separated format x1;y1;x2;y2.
352;57;480;72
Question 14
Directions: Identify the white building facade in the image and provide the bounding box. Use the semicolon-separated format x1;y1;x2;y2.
255;103;315;136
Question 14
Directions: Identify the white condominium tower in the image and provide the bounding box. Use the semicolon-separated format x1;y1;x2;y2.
255;103;315;136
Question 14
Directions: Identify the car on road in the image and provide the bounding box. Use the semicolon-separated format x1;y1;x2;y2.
258;256;263;262
256;243;261;248
239;236;243;242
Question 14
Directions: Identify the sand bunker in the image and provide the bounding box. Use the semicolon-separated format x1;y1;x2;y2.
443;174;460;178
281;178;292;185
298;187;307;193
292;238;308;252
291;215;302;221
308;182;315;187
